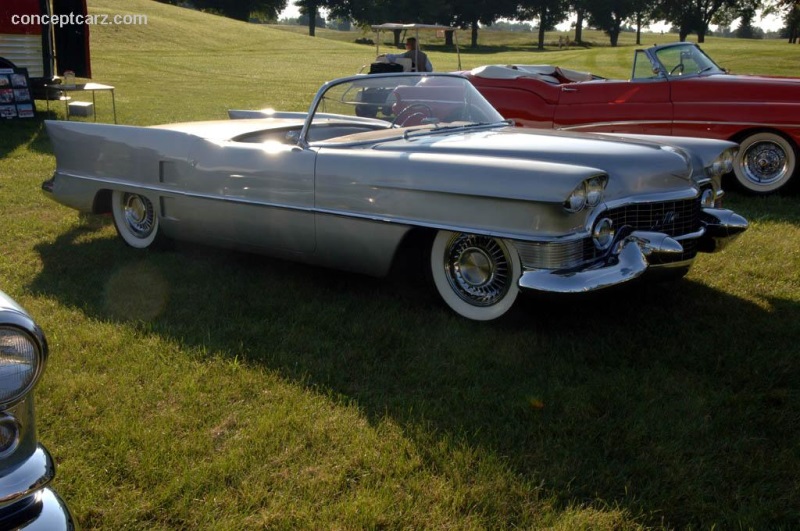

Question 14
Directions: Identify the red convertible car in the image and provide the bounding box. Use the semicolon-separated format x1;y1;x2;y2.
462;42;800;194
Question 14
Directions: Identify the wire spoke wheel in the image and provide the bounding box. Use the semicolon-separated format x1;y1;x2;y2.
430;231;521;321
734;132;796;194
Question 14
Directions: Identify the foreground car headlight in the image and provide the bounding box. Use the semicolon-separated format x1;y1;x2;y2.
565;186;587;212
564;175;608;213
0;327;43;408
706;148;737;178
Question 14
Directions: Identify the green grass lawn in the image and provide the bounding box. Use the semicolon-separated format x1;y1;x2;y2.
1;0;798;528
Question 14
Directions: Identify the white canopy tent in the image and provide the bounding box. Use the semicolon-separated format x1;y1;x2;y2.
370;23;461;70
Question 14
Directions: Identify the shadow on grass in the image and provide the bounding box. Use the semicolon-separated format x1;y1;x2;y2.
0;110;57;158
30;222;800;528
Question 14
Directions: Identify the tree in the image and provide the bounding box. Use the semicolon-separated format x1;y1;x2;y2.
586;0;636;46
156;0;287;21
450;0;518;47
570;0;590;43
629;0;658;44
295;0;323;36
516;0;569;49
655;0;735;42
767;0;800;42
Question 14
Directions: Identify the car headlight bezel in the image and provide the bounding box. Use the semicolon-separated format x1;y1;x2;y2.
0;324;46;410
564;175;608;213
706;148;737;178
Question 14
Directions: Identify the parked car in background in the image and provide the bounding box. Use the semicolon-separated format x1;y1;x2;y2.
462;42;800;195
0;290;74;529
43;73;746;321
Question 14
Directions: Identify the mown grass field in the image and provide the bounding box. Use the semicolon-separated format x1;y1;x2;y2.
1;0;798;528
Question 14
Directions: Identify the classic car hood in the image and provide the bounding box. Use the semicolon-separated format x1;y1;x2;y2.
371;126;695;197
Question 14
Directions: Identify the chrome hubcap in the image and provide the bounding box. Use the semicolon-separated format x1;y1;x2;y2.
444;235;510;307
742;141;787;185
122;193;155;238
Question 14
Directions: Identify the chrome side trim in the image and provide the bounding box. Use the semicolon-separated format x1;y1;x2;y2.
560;119;800;133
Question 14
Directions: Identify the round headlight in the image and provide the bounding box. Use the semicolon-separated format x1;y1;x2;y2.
593;218;615;250
564;184;587;213
585;177;605;207
0;327;42;407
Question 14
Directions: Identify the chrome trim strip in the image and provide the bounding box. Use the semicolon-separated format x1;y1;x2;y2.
560;119;800;132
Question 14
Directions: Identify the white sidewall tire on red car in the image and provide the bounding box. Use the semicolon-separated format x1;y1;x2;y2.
734;132;796;194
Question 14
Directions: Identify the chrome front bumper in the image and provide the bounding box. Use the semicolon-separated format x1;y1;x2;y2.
519;207;748;294
0;446;75;530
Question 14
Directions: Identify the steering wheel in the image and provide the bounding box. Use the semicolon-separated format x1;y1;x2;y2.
670;63;684;76
391;103;434;127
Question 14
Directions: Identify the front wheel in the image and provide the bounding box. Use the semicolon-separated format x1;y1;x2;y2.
111;190;164;249
430;231;521;321
733;132;797;194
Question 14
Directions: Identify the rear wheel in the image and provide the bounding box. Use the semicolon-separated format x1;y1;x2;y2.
733;132;796;194
430;231;521;321
111;190;164;249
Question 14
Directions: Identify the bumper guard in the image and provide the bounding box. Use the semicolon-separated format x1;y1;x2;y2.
518;207;747;294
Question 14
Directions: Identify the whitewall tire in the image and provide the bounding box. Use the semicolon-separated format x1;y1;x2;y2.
111;190;162;249
734;132;796;194
430;231;521;321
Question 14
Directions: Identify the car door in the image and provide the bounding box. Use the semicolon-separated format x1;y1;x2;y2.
554;78;673;135
166;140;317;254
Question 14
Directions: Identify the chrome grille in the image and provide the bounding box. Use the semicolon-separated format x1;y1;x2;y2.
517;199;703;270
516;239;585;270
599;198;702;264
603;199;701;237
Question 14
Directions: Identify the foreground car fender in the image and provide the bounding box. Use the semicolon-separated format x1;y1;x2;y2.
0;291;74;529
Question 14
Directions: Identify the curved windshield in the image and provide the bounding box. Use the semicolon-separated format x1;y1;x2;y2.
654;44;724;78
304;74;505;144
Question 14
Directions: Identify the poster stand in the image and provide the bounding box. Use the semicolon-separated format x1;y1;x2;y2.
0;67;35;120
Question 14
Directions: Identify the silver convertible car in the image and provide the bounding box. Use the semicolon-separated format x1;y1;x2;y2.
43;73;747;321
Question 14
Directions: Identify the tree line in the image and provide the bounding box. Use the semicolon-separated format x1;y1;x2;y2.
154;0;800;48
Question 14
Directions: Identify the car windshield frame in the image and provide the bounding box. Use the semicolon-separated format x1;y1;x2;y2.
646;43;725;80
299;73;506;147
